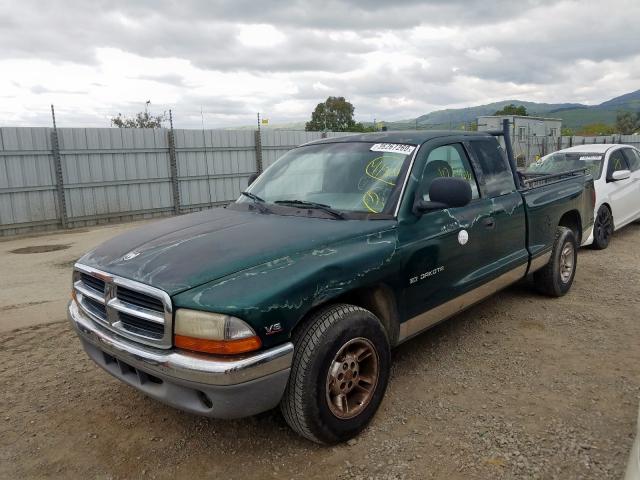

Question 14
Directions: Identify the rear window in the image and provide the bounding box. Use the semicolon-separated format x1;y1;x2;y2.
526;152;604;179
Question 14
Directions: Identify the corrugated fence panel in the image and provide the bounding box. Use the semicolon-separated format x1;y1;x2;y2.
58;128;173;225
0;127;59;235
175;129;257;209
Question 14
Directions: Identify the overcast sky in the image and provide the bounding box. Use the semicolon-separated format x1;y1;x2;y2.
1;0;639;128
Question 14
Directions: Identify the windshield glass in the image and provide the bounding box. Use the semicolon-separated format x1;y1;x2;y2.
525;152;604;179
238;142;415;214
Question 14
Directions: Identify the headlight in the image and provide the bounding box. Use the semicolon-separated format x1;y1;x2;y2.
174;309;261;355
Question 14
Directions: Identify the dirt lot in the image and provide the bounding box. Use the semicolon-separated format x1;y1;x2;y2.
0;221;153;332
1;221;639;479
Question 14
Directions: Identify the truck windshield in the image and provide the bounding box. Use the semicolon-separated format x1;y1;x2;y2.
238;142;415;214
526;152;604;179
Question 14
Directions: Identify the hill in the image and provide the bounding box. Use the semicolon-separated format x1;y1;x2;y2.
389;90;640;130
235;90;640;131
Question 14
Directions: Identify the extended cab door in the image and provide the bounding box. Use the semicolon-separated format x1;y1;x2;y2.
465;138;529;270
397;140;522;341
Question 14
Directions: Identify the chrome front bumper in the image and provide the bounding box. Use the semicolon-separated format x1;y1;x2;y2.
68;300;294;418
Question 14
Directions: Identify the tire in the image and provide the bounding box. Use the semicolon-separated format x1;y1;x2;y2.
592;205;614;250
280;304;391;444
533;226;578;297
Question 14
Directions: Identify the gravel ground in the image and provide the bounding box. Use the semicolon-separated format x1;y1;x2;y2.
1;223;639;479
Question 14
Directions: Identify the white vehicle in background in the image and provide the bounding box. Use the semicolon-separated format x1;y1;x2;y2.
526;144;640;249
626;404;640;480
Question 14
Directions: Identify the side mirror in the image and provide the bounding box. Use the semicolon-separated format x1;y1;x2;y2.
610;169;631;181
413;177;472;216
247;172;259;186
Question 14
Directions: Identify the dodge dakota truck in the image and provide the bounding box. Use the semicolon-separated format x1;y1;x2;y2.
69;124;595;444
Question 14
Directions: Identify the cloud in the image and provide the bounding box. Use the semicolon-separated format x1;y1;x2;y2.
0;0;639;128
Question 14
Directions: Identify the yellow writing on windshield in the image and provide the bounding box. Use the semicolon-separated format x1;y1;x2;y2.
365;156;402;186
363;190;384;213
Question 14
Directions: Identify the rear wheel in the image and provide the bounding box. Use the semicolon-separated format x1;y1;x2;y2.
533;226;578;297
592;205;613;250
280;304;390;444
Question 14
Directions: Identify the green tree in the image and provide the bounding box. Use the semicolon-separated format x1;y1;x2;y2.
561;127;575;136
493;104;528;116
576;123;615;136
111;103;167;128
615;111;640;134
350;122;377;133
305;96;357;132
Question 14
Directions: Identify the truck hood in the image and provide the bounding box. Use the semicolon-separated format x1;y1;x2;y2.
79;207;395;295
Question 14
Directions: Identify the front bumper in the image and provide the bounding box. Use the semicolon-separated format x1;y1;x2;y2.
68;300;293;418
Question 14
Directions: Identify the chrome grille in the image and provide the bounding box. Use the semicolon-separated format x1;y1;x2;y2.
73;264;173;349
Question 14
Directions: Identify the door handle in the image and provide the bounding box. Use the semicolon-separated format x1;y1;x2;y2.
483;217;496;229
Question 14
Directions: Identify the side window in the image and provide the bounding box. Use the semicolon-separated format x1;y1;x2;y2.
607;150;629;178
622;148;640;172
421;144;479;200
468;139;516;197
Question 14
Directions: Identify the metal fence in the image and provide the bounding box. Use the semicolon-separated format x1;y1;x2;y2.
510;134;640;167
0;127;350;236
1;127;639;236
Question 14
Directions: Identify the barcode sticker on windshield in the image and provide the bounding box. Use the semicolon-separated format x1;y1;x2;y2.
579;155;602;160
370;143;416;155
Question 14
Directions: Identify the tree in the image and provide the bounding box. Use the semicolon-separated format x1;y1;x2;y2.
305;96;357;132
615;111;640;135
350;122;377;133
493;104;528;116
111;102;167;128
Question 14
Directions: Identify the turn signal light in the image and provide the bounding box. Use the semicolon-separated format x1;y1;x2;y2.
174;335;262;355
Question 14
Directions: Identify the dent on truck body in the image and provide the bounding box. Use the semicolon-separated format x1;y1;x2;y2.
172;227;399;348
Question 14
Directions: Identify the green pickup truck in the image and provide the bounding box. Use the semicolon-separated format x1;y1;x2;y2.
69;126;595;444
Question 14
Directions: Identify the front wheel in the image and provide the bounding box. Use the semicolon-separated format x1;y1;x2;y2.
280;304;391;444
592;205;613;250
533;226;578;297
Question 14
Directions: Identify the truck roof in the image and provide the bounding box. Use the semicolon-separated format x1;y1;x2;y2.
305;130;493;146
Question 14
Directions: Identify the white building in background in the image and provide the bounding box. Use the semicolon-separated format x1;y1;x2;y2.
478;115;563;167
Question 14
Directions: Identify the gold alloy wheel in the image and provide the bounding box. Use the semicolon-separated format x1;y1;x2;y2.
559;242;575;283
325;337;379;419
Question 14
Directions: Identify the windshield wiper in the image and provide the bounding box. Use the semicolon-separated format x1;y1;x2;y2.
241;191;265;203
274;199;345;219
240;191;269;213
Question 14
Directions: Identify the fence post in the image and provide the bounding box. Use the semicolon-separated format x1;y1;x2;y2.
254;129;264;174
167;110;181;214
50;105;68;229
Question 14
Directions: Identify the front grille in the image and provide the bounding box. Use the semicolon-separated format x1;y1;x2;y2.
119;312;164;338
80;272;105;293
73;265;172;349
84;297;107;319
117;286;164;312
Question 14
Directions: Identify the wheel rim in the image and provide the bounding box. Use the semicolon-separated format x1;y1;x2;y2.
559;242;575;283
595;207;613;244
325;337;379;419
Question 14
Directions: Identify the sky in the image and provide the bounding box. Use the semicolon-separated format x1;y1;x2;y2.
1;0;639;129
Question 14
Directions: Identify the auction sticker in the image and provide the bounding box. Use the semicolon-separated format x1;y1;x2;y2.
370;143;416;155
